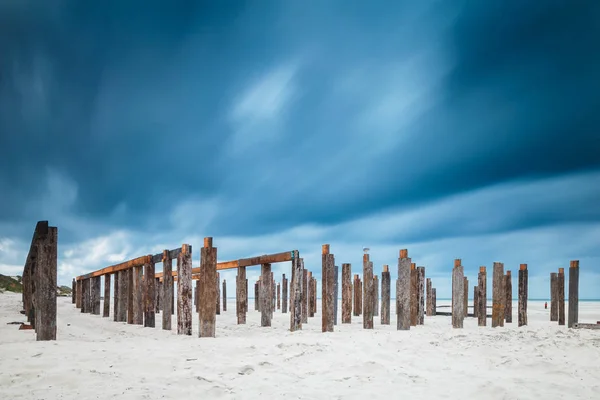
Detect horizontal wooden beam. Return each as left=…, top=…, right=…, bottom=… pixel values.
left=572, top=323, right=600, bottom=330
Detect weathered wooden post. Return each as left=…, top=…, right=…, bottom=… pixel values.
left=463, top=277, right=468, bottom=318
left=313, top=277, right=317, bottom=315
left=373, top=274, right=379, bottom=318
left=271, top=272, right=275, bottom=318
left=452, top=259, right=465, bottom=328
left=277, top=282, right=280, bottom=310
left=334, top=265, right=339, bottom=324
left=290, top=250, right=302, bottom=331
left=76, top=279, right=83, bottom=309
left=410, top=263, right=418, bottom=326
left=478, top=267, right=486, bottom=326
left=162, top=251, right=173, bottom=330
left=418, top=267, right=425, bottom=325
left=568, top=260, right=579, bottom=328
left=308, top=271, right=314, bottom=317
left=353, top=274, right=359, bottom=317
left=550, top=272, right=558, bottom=321
left=156, top=279, right=163, bottom=313
left=72, top=278, right=76, bottom=304
left=177, top=244, right=192, bottom=335
left=492, top=262, right=505, bottom=328
left=237, top=266, right=247, bottom=323
left=473, top=285, right=479, bottom=319
left=90, top=276, right=102, bottom=315
left=397, top=249, right=411, bottom=330
left=127, top=269, right=134, bottom=324
left=103, top=274, right=111, bottom=318
left=81, top=278, right=88, bottom=313
left=118, top=271, right=128, bottom=322
left=216, top=272, right=221, bottom=315
left=363, top=253, right=374, bottom=330
left=342, top=263, right=352, bottom=323
left=382, top=265, right=390, bottom=325
left=426, top=278, right=432, bottom=316
left=144, top=260, right=156, bottom=327
left=35, top=225, right=57, bottom=341
left=302, top=267, right=308, bottom=323
left=254, top=281, right=259, bottom=311
left=432, top=288, right=437, bottom=316
left=199, top=237, right=217, bottom=337
left=518, top=264, right=528, bottom=327
left=558, top=267, right=565, bottom=326
left=223, top=279, right=227, bottom=312
left=322, top=244, right=335, bottom=332
left=504, top=271, right=512, bottom=323
left=282, top=274, right=288, bottom=314
left=113, top=275, right=119, bottom=321
left=261, top=263, right=272, bottom=327
left=132, top=266, right=143, bottom=324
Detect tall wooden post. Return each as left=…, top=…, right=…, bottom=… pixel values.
left=313, top=278, right=317, bottom=315
left=103, top=274, right=111, bottom=318
left=199, top=237, right=217, bottom=337
left=492, top=262, right=505, bottom=328
left=290, top=250, right=302, bottom=331
left=410, top=263, right=418, bottom=326
left=223, top=279, right=227, bottom=312
left=334, top=265, right=339, bottom=325
left=156, top=279, right=163, bottom=313
left=91, top=276, right=101, bottom=315
left=353, top=274, right=359, bottom=317
left=127, top=268, right=134, bottom=324
left=254, top=281, right=259, bottom=311
left=271, top=272, right=275, bottom=318
left=322, top=244, right=335, bottom=332
left=35, top=225, right=57, bottom=341
left=112, top=275, right=118, bottom=321
left=518, top=264, right=528, bottom=327
left=302, top=267, right=308, bottom=323
left=418, top=267, right=425, bottom=325
left=463, top=277, right=468, bottom=319
left=282, top=274, right=288, bottom=314
left=373, top=274, right=379, bottom=318
left=504, top=271, right=512, bottom=323
left=132, top=266, right=143, bottom=325
left=397, top=249, right=411, bottom=330
left=162, top=251, right=173, bottom=330
left=144, top=260, right=155, bottom=327
left=478, top=267, right=486, bottom=326
left=81, top=278, right=88, bottom=313
left=426, top=278, right=432, bottom=316
left=117, top=271, right=128, bottom=322
left=550, top=272, right=558, bottom=321
left=277, top=282, right=281, bottom=310
left=76, top=279, right=83, bottom=309
left=237, top=266, right=247, bottom=324
left=307, top=271, right=314, bottom=317
left=261, top=264, right=272, bottom=327
left=216, top=272, right=221, bottom=315
left=432, top=288, right=437, bottom=316
left=558, top=268, right=565, bottom=326
left=342, top=263, right=352, bottom=323
left=452, top=259, right=465, bottom=328
left=72, top=278, right=76, bottom=304
left=363, top=254, right=374, bottom=329
left=568, top=260, right=579, bottom=328
left=473, top=286, right=479, bottom=319
left=177, top=244, right=192, bottom=335
left=381, top=265, right=390, bottom=325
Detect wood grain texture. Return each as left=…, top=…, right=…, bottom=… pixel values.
left=162, top=252, right=173, bottom=330
left=478, top=267, right=486, bottom=326
left=144, top=262, right=155, bottom=328
left=373, top=274, right=378, bottom=318
left=550, top=272, right=558, bottom=321
left=397, top=250, right=411, bottom=330
left=342, top=264, right=352, bottom=323
left=558, top=268, right=565, bottom=326
left=91, top=276, right=101, bottom=315
left=236, top=267, right=247, bottom=324
left=363, top=256, right=374, bottom=329
left=199, top=239, right=217, bottom=337
left=492, top=262, right=504, bottom=328
left=504, top=272, right=512, bottom=323
left=334, top=266, right=339, bottom=324
left=290, top=251, right=302, bottom=331
left=282, top=274, right=288, bottom=314
left=418, top=267, right=425, bottom=325
left=381, top=269, right=390, bottom=325
left=568, top=261, right=579, bottom=328
left=518, top=264, right=527, bottom=327
left=452, top=261, right=464, bottom=328
left=34, top=226, right=58, bottom=340
left=177, top=245, right=192, bottom=335
left=103, top=274, right=111, bottom=318
left=132, top=266, right=143, bottom=325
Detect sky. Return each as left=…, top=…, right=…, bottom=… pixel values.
left=1, top=1, right=599, bottom=299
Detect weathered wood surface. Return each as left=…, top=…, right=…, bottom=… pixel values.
left=127, top=268, right=134, bottom=324
left=271, top=272, right=275, bottom=318
left=78, top=255, right=152, bottom=281
left=237, top=266, right=247, bottom=324
left=23, top=221, right=49, bottom=325
left=353, top=275, right=359, bottom=317
left=426, top=277, right=432, bottom=316
left=282, top=274, right=288, bottom=314
left=216, top=272, right=221, bottom=316
left=277, top=282, right=280, bottom=310
left=363, top=255, right=374, bottom=329
left=558, top=268, right=565, bottom=326
left=432, top=288, right=436, bottom=316
left=381, top=265, right=390, bottom=325
left=322, top=245, right=335, bottom=332
left=373, top=274, right=378, bottom=318
left=113, top=275, right=118, bottom=321
left=162, top=252, right=173, bottom=330
left=568, top=260, right=579, bottom=328
left=261, top=264, right=272, bottom=327
left=342, top=263, right=352, bottom=323
left=518, top=264, right=527, bottom=327
left=307, top=271, right=313, bottom=317
left=34, top=225, right=57, bottom=340
left=290, top=250, right=302, bottom=331
left=492, top=262, right=505, bottom=328
left=76, top=279, right=83, bottom=309
left=132, top=266, right=143, bottom=324
left=117, top=270, right=128, bottom=322
left=72, top=278, right=76, bottom=304
left=463, top=277, right=468, bottom=320
left=91, top=276, right=101, bottom=315
left=83, top=279, right=91, bottom=314
left=504, top=271, right=512, bottom=323
left=302, top=268, right=308, bottom=323
left=410, top=263, right=418, bottom=326
left=194, top=280, right=199, bottom=312
left=255, top=281, right=259, bottom=311
left=103, top=274, right=111, bottom=317
left=550, top=272, right=558, bottom=321
left=572, top=323, right=600, bottom=330
left=177, top=244, right=192, bottom=335
left=478, top=267, right=486, bottom=326
left=144, top=261, right=155, bottom=327
left=199, top=238, right=218, bottom=337
left=452, top=259, right=465, bottom=329
left=397, top=249, right=411, bottom=330
left=334, top=265, right=339, bottom=324
left=312, top=278, right=317, bottom=316
left=473, top=285, right=479, bottom=319
left=223, top=279, right=227, bottom=312
left=418, top=267, right=425, bottom=325
left=156, top=280, right=163, bottom=313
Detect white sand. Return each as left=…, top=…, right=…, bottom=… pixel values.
left=1, top=293, right=599, bottom=399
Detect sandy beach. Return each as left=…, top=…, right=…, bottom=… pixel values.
left=1, top=292, right=599, bottom=400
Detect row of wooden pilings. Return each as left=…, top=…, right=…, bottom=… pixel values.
left=549, top=261, right=580, bottom=328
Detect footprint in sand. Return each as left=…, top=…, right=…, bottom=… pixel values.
left=238, top=365, right=255, bottom=375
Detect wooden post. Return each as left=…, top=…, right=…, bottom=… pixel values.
left=271, top=272, right=275, bottom=318
left=254, top=281, right=259, bottom=311
left=473, top=285, right=479, bottom=319
left=237, top=266, right=247, bottom=324
left=492, top=262, right=505, bottom=328
left=199, top=237, right=218, bottom=337
left=363, top=254, right=374, bottom=329
left=103, top=274, right=111, bottom=317
left=76, top=279, right=83, bottom=309
left=223, top=280, right=227, bottom=312
left=334, top=265, right=339, bottom=324
left=381, top=265, right=390, bottom=325
left=162, top=251, right=173, bottom=330
left=117, top=270, right=128, bottom=322
left=550, top=272, right=558, bottom=321
left=410, top=263, right=418, bottom=326
left=478, top=267, right=486, bottom=326
left=397, top=249, right=411, bottom=330
left=558, top=268, right=565, bottom=326
left=72, top=278, right=76, bottom=304
left=194, top=280, right=199, bottom=312
left=300, top=267, right=307, bottom=323
left=418, top=267, right=425, bottom=325
left=260, top=263, right=272, bottom=327
left=144, top=261, right=156, bottom=327
left=307, top=271, right=313, bottom=317
left=426, top=278, right=432, bottom=316
left=35, top=225, right=57, bottom=341
left=216, top=272, right=221, bottom=315
left=313, top=277, right=317, bottom=316
left=282, top=274, right=288, bottom=314
left=452, top=259, right=465, bottom=328
left=432, top=288, right=436, bottom=316
left=81, top=278, right=88, bottom=313
left=463, top=277, right=468, bottom=319
left=91, top=276, right=101, bottom=315
left=127, top=268, right=134, bottom=324
left=177, top=244, right=192, bottom=335
left=156, top=279, right=162, bottom=313
left=518, top=264, right=528, bottom=327
left=112, top=274, right=118, bottom=321
left=277, top=282, right=281, bottom=310
left=568, top=260, right=579, bottom=328
left=132, top=266, right=143, bottom=324
left=373, top=274, right=379, bottom=318
left=353, top=274, right=359, bottom=317
left=342, top=263, right=352, bottom=323
left=322, top=245, right=335, bottom=332
left=504, top=271, right=512, bottom=323
left=290, top=250, right=302, bottom=331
